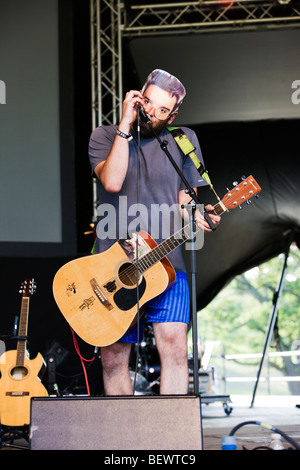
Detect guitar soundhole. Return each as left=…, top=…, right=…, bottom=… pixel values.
left=10, top=366, right=29, bottom=380
left=118, top=262, right=140, bottom=287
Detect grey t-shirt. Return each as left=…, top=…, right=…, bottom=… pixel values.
left=88, top=125, right=207, bottom=272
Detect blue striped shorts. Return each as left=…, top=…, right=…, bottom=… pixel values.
left=119, top=272, right=190, bottom=343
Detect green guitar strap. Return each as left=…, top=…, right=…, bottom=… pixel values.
left=91, top=238, right=96, bottom=254
left=167, top=126, right=212, bottom=187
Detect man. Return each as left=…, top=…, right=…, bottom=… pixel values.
left=89, top=69, right=220, bottom=396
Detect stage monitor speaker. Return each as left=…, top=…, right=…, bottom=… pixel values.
left=30, top=395, right=202, bottom=450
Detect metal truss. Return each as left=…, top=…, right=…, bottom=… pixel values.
left=90, top=0, right=124, bottom=216
left=90, top=0, right=300, bottom=216
left=91, top=0, right=300, bottom=127
left=121, top=1, right=300, bottom=36
left=90, top=0, right=123, bottom=130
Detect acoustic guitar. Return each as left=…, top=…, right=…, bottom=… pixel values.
left=53, top=176, right=261, bottom=347
left=0, top=278, right=48, bottom=426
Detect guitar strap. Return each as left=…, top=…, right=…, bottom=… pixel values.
left=91, top=238, right=96, bottom=254
left=167, top=126, right=212, bottom=187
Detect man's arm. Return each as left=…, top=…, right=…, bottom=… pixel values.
left=94, top=90, right=144, bottom=192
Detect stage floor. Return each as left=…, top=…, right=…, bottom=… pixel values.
left=201, top=395, right=300, bottom=450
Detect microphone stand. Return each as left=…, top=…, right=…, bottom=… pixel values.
left=144, top=117, right=216, bottom=397
left=131, top=109, right=142, bottom=396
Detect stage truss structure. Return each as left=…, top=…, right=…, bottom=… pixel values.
left=90, top=0, right=300, bottom=214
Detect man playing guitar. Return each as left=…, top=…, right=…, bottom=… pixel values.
left=88, top=69, right=221, bottom=395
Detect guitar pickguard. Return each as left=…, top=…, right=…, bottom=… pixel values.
left=113, top=277, right=146, bottom=311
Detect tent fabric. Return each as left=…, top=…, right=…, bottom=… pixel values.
left=182, top=119, right=300, bottom=310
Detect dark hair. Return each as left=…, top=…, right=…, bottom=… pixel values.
left=142, top=69, right=186, bottom=113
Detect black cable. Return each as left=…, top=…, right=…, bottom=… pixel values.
left=229, top=420, right=261, bottom=435
left=229, top=420, right=300, bottom=450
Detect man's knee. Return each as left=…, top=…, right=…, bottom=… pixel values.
left=155, top=324, right=188, bottom=364
left=101, top=343, right=130, bottom=372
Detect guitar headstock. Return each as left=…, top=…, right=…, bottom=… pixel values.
left=221, top=175, right=261, bottom=211
left=19, top=278, right=36, bottom=297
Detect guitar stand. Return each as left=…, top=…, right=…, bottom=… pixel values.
left=0, top=335, right=29, bottom=342
left=0, top=424, right=29, bottom=450
left=46, top=353, right=62, bottom=397
left=250, top=232, right=294, bottom=408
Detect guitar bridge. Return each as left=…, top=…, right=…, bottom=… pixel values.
left=90, top=278, right=113, bottom=311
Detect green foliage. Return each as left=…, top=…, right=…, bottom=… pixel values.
left=190, top=244, right=300, bottom=394
left=196, top=245, right=300, bottom=354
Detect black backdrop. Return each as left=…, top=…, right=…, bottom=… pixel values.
left=185, top=119, right=300, bottom=310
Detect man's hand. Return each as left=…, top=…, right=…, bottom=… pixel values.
left=179, top=190, right=221, bottom=233
left=195, top=204, right=221, bottom=232
left=118, top=90, right=144, bottom=134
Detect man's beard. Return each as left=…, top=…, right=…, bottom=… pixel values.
left=131, top=117, right=168, bottom=139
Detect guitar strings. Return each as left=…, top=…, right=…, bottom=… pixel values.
left=101, top=223, right=194, bottom=288
left=93, top=182, right=256, bottom=288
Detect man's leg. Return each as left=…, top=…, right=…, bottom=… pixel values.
left=101, top=342, right=132, bottom=395
left=152, top=321, right=189, bottom=395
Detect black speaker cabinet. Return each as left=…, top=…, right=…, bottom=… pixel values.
left=30, top=395, right=202, bottom=450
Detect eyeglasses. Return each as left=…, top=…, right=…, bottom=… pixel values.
left=142, top=96, right=172, bottom=121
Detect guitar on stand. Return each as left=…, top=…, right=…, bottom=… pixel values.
left=0, top=278, right=48, bottom=427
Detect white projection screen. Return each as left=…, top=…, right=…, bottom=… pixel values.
left=0, top=0, right=61, bottom=244
left=0, top=0, right=77, bottom=257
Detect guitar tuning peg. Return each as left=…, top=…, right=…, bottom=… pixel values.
left=254, top=194, right=259, bottom=199
left=233, top=181, right=238, bottom=186
left=246, top=199, right=252, bottom=204
left=241, top=175, right=246, bottom=180
left=239, top=205, right=243, bottom=210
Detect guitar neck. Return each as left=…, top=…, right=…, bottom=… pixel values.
left=137, top=200, right=224, bottom=273
left=16, top=296, right=30, bottom=367
left=135, top=174, right=261, bottom=273
left=137, top=223, right=192, bottom=273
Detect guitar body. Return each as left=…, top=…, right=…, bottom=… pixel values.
left=53, top=231, right=176, bottom=347
left=0, top=350, right=48, bottom=426
left=53, top=176, right=261, bottom=348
